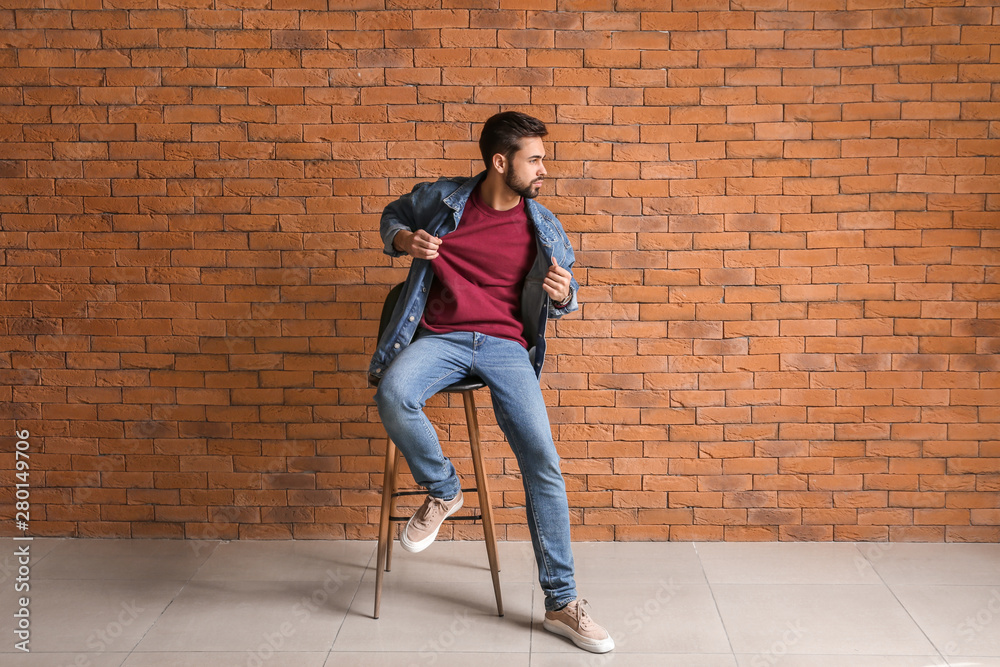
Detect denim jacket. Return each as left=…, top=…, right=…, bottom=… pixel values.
left=369, top=171, right=579, bottom=383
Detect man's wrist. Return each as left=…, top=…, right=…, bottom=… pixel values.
left=391, top=229, right=410, bottom=252
left=554, top=290, right=573, bottom=308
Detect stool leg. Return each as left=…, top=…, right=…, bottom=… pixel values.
left=464, top=390, right=504, bottom=617
left=374, top=437, right=398, bottom=619
left=384, top=447, right=402, bottom=573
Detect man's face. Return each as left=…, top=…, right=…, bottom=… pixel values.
left=502, top=136, right=547, bottom=200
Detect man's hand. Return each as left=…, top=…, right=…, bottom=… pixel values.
left=393, top=229, right=442, bottom=260
left=543, top=256, right=572, bottom=305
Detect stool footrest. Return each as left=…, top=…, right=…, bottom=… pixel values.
left=390, top=487, right=478, bottom=498
left=388, top=488, right=484, bottom=522
left=388, top=513, right=483, bottom=522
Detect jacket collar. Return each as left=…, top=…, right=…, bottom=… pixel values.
left=443, top=171, right=486, bottom=211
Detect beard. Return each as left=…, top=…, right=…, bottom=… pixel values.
left=504, top=169, right=543, bottom=199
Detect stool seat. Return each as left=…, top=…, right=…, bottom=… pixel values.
left=440, top=377, right=487, bottom=393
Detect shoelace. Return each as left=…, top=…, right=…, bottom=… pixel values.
left=572, top=599, right=596, bottom=632
left=413, top=496, right=448, bottom=529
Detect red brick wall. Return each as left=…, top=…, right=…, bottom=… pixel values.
left=2, top=1, right=998, bottom=542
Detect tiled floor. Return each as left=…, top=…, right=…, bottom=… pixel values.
left=1, top=538, right=999, bottom=666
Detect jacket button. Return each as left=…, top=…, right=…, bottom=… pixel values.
left=393, top=343, right=400, bottom=349
left=408, top=316, right=415, bottom=322
left=421, top=287, right=426, bottom=293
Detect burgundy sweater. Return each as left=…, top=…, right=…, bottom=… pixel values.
left=420, top=184, right=538, bottom=347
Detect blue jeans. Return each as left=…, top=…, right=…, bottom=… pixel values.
left=374, top=329, right=577, bottom=611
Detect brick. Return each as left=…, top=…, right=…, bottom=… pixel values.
left=815, top=11, right=872, bottom=30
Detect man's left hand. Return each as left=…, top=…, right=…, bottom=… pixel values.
left=543, top=256, right=572, bottom=305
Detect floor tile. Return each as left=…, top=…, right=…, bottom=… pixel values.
left=734, top=657, right=948, bottom=667
left=713, top=583, right=938, bottom=656
left=860, top=544, right=1000, bottom=586
left=696, top=542, right=883, bottom=585
left=531, top=582, right=731, bottom=654
left=193, top=540, right=372, bottom=582
left=571, top=541, right=707, bottom=585
left=892, top=584, right=1000, bottom=658
left=2, top=653, right=127, bottom=666
left=32, top=539, right=219, bottom=581
left=124, top=652, right=328, bottom=666
left=0, top=579, right=185, bottom=654
left=359, top=540, right=536, bottom=584
left=134, top=579, right=359, bottom=652
left=324, top=652, right=530, bottom=666
left=334, top=580, right=533, bottom=653
left=532, top=653, right=737, bottom=666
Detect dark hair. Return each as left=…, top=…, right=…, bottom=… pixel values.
left=479, top=111, right=548, bottom=168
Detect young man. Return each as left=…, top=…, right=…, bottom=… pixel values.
left=369, top=111, right=614, bottom=653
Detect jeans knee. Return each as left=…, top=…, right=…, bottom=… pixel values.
left=375, top=375, right=417, bottom=415
left=525, top=456, right=565, bottom=491
left=374, top=379, right=396, bottom=412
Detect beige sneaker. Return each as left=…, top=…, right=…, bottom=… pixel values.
left=400, top=491, right=463, bottom=553
left=543, top=599, right=615, bottom=653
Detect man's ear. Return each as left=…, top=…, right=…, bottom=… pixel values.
left=492, top=152, right=506, bottom=175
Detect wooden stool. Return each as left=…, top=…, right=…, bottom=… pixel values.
left=373, top=379, right=504, bottom=619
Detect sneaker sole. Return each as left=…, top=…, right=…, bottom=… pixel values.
left=542, top=618, right=615, bottom=654
left=399, top=495, right=464, bottom=554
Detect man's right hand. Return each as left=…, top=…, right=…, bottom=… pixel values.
left=393, top=229, right=442, bottom=260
